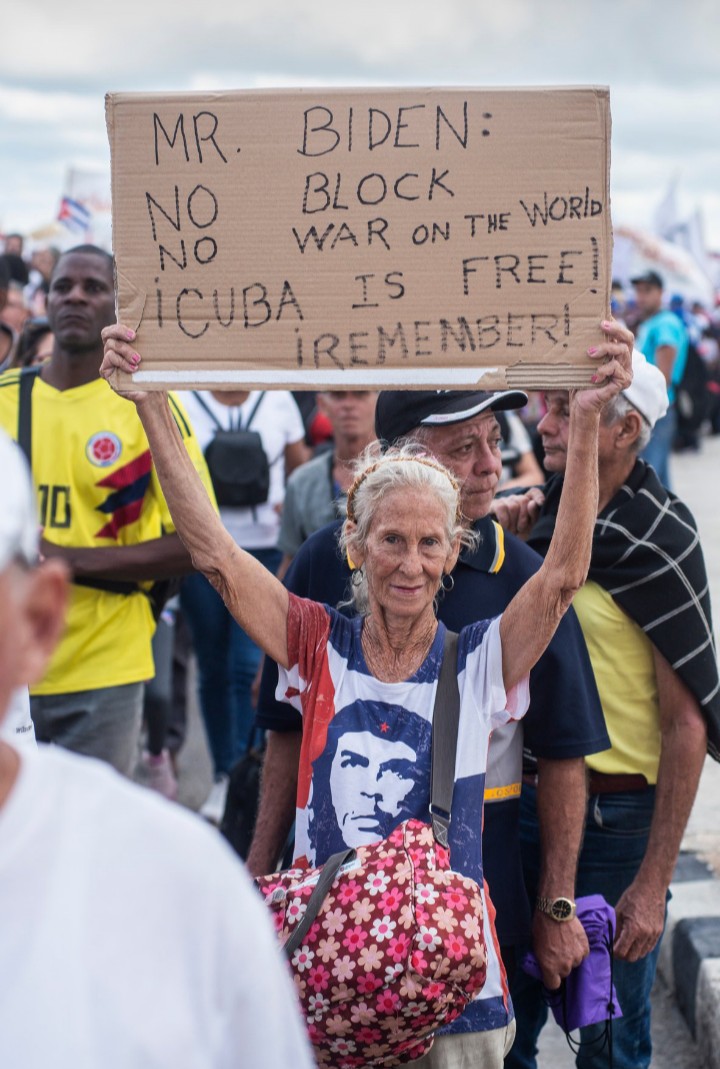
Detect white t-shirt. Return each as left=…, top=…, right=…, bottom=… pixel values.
left=181, top=390, right=305, bottom=549
left=0, top=745, right=315, bottom=1069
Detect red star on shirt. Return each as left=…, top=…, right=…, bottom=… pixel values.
left=380, top=722, right=389, bottom=733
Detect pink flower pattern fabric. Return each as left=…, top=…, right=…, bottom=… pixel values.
left=257, top=819, right=487, bottom=1067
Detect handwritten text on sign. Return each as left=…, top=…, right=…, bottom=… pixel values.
left=107, top=88, right=611, bottom=389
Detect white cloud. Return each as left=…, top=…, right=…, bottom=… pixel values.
left=0, top=86, right=100, bottom=125
left=1, top=0, right=719, bottom=249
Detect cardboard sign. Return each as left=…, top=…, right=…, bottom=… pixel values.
left=106, top=87, right=611, bottom=391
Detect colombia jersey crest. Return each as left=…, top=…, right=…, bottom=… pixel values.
left=86, top=431, right=122, bottom=467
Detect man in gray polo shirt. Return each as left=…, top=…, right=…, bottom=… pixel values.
left=276, top=390, right=377, bottom=578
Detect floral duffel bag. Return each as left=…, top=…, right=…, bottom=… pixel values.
left=257, top=817, right=487, bottom=1068
left=257, top=632, right=487, bottom=1067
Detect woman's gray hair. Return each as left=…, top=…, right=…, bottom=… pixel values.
left=602, top=394, right=652, bottom=453
left=338, top=442, right=479, bottom=614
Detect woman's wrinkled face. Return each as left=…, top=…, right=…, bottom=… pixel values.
left=358, top=487, right=456, bottom=620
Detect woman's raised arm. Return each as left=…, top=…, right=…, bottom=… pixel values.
left=499, top=321, right=634, bottom=690
left=100, top=324, right=290, bottom=668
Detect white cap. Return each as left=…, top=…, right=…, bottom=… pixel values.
left=623, top=349, right=669, bottom=429
left=0, top=430, right=37, bottom=572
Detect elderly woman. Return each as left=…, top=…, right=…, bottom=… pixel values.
left=101, top=325, right=631, bottom=1067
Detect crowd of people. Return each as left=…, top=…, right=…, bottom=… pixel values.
left=0, top=234, right=718, bottom=1069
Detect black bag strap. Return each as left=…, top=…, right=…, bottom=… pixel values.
left=429, top=629, right=460, bottom=848
left=243, top=718, right=265, bottom=755
left=241, top=393, right=280, bottom=470
left=18, top=366, right=42, bottom=465
left=283, top=847, right=357, bottom=959
left=243, top=391, right=265, bottom=431
left=191, top=391, right=224, bottom=432
left=192, top=391, right=266, bottom=433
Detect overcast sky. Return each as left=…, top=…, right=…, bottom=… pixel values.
left=2, top=0, right=719, bottom=246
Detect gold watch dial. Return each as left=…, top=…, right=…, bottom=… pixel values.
left=550, top=898, right=575, bottom=921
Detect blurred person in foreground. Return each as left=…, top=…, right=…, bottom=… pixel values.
left=507, top=351, right=717, bottom=1069
left=0, top=428, right=315, bottom=1069
left=102, top=322, right=633, bottom=1068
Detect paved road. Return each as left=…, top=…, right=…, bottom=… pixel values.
left=170, top=432, right=720, bottom=1067
left=536, top=972, right=701, bottom=1067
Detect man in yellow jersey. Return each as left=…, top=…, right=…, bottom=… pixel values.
left=0, top=245, right=211, bottom=775
left=507, top=350, right=718, bottom=1069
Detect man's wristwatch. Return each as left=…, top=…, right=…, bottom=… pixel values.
left=536, top=896, right=577, bottom=922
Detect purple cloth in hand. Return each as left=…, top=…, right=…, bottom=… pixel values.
left=522, top=894, right=623, bottom=1031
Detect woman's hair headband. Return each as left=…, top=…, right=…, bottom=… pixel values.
left=345, top=454, right=462, bottom=524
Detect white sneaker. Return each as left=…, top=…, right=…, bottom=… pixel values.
left=137, top=749, right=178, bottom=802
left=199, top=775, right=229, bottom=825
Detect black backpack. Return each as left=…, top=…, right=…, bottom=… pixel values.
left=193, top=392, right=270, bottom=509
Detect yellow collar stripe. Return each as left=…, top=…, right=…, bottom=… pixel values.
left=490, top=520, right=505, bottom=574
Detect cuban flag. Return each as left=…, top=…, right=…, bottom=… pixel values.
left=58, top=196, right=92, bottom=234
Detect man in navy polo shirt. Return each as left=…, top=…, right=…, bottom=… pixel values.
left=248, top=387, right=610, bottom=1054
